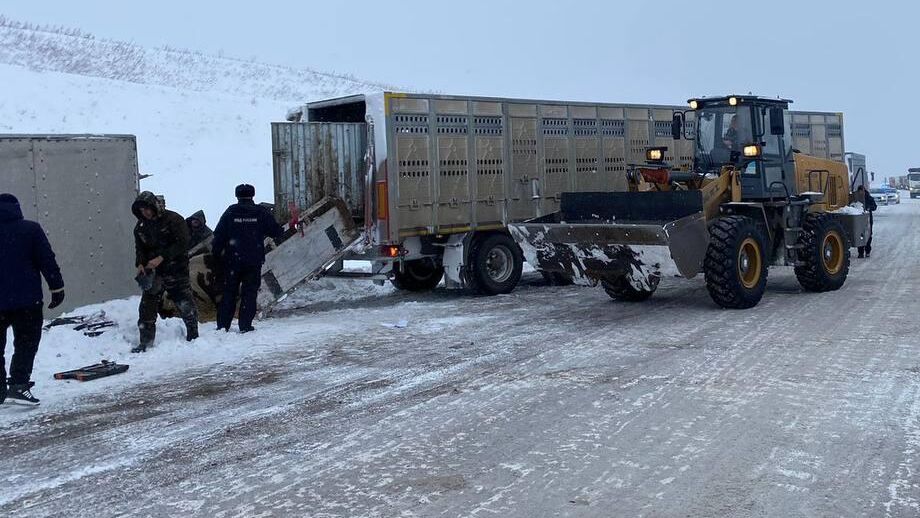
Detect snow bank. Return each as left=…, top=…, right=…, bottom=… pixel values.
left=1, top=296, right=344, bottom=424
left=0, top=18, right=394, bottom=224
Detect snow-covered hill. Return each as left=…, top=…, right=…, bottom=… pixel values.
left=0, top=16, right=392, bottom=222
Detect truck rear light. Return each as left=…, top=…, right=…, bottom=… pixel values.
left=376, top=181, right=389, bottom=220
left=381, top=245, right=403, bottom=258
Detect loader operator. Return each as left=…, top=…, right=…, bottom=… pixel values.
left=212, top=184, right=283, bottom=334
left=723, top=115, right=742, bottom=151
left=132, top=191, right=199, bottom=353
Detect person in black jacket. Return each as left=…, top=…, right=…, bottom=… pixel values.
left=133, top=191, right=199, bottom=352
left=186, top=210, right=213, bottom=254
left=212, top=184, right=283, bottom=333
left=856, top=185, right=877, bottom=258
left=0, top=193, right=65, bottom=405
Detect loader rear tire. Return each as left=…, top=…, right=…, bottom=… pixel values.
left=795, top=213, right=850, bottom=292
left=602, top=275, right=659, bottom=302
left=704, top=216, right=768, bottom=309
left=391, top=258, right=443, bottom=292
left=468, top=233, right=524, bottom=295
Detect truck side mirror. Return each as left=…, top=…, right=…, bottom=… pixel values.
left=769, top=107, right=785, bottom=135
left=671, top=112, right=683, bottom=140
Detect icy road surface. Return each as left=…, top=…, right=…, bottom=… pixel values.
left=2, top=198, right=920, bottom=517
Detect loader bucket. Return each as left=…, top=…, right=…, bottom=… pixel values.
left=508, top=191, right=709, bottom=287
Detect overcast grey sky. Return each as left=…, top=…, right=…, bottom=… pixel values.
left=3, top=1, right=917, bottom=177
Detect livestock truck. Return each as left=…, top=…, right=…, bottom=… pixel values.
left=262, top=92, right=846, bottom=301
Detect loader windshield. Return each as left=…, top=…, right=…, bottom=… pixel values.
left=695, top=107, right=753, bottom=172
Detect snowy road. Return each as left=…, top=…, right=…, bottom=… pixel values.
left=3, top=200, right=920, bottom=517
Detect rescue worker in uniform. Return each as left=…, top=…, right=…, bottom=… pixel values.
left=133, top=191, right=199, bottom=352
left=0, top=193, right=65, bottom=404
left=212, top=184, right=283, bottom=333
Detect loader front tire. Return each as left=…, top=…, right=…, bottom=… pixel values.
left=704, top=216, right=768, bottom=309
left=602, top=275, right=659, bottom=302
left=391, top=258, right=443, bottom=292
left=468, top=233, right=524, bottom=295
left=795, top=213, right=850, bottom=292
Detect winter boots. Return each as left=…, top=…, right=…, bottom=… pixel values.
left=133, top=320, right=197, bottom=353
left=186, top=323, right=199, bottom=342
left=6, top=379, right=39, bottom=405
left=134, top=321, right=156, bottom=353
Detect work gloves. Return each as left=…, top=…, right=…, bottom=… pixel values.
left=48, top=289, right=65, bottom=309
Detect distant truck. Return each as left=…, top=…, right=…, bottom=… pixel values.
left=267, top=92, right=848, bottom=298
left=909, top=168, right=920, bottom=198
left=0, top=135, right=140, bottom=315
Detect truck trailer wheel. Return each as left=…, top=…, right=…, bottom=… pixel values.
left=468, top=233, right=524, bottom=295
left=704, top=216, right=768, bottom=309
left=391, top=258, right=444, bottom=292
left=602, top=275, right=659, bottom=302
left=795, top=213, right=850, bottom=292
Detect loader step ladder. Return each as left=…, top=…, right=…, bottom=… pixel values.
left=257, top=196, right=361, bottom=312
left=781, top=201, right=809, bottom=266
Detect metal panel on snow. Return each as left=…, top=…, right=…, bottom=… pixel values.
left=0, top=139, right=37, bottom=217
left=0, top=135, right=138, bottom=316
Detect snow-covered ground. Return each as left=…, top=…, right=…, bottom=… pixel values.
left=0, top=18, right=389, bottom=223
left=2, top=200, right=919, bottom=516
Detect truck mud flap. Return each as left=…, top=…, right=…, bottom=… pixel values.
left=508, top=212, right=709, bottom=286
left=257, top=196, right=360, bottom=311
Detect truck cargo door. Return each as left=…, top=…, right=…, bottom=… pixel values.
left=509, top=109, right=539, bottom=221
left=393, top=111, right=434, bottom=233
left=472, top=104, right=505, bottom=227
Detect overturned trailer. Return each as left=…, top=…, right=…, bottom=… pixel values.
left=0, top=135, right=140, bottom=315
left=268, top=92, right=846, bottom=298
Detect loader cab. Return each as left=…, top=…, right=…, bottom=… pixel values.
left=687, top=96, right=794, bottom=199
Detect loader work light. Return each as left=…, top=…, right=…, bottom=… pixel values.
left=646, top=147, right=666, bottom=163
left=743, top=144, right=762, bottom=158
left=689, top=100, right=699, bottom=110
left=729, top=97, right=739, bottom=106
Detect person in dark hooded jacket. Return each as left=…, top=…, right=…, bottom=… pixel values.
left=186, top=210, right=213, bottom=253
left=856, top=185, right=877, bottom=258
left=0, top=193, right=65, bottom=405
left=212, top=184, right=283, bottom=333
left=132, top=191, right=198, bottom=352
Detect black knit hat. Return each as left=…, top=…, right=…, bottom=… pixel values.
left=235, top=184, right=255, bottom=199
left=0, top=193, right=18, bottom=204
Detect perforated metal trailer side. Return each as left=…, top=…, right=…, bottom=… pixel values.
left=274, top=92, right=845, bottom=295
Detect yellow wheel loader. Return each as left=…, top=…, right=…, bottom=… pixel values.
left=508, top=96, right=870, bottom=309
